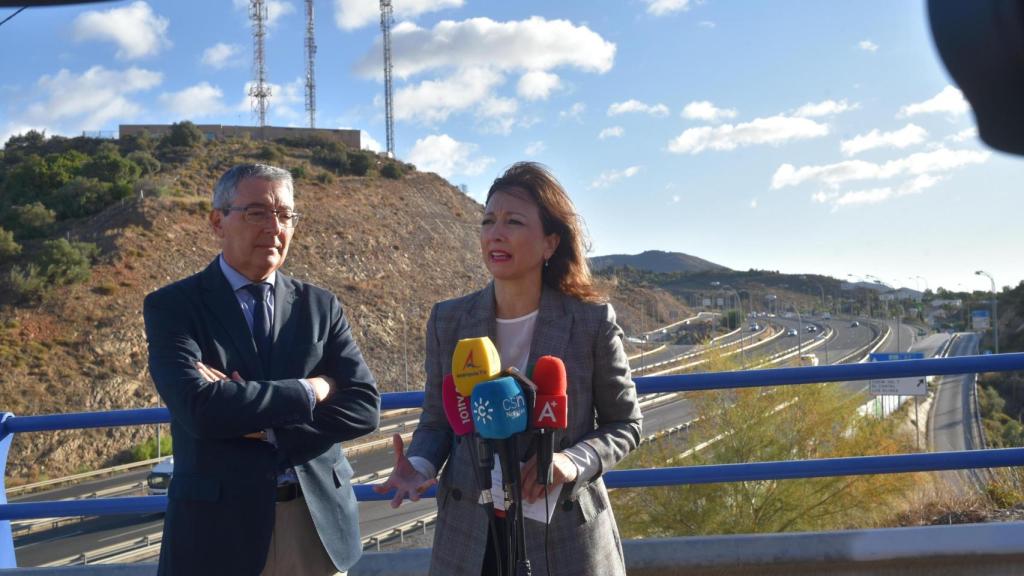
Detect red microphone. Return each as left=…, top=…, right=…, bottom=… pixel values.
left=441, top=374, right=474, bottom=436
left=531, top=356, right=567, bottom=485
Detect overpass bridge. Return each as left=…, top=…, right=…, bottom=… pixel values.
left=2, top=353, right=1024, bottom=575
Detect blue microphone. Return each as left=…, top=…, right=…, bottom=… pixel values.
left=471, top=376, right=528, bottom=440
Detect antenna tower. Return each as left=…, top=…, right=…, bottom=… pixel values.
left=304, top=0, right=317, bottom=128
left=249, top=0, right=271, bottom=129
left=380, top=0, right=395, bottom=158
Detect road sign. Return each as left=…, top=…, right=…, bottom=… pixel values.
left=972, top=310, right=990, bottom=330
left=869, top=352, right=927, bottom=396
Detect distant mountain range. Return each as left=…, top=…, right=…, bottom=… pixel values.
left=589, top=250, right=730, bottom=274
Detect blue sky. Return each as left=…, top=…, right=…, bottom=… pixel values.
left=2, top=0, right=1021, bottom=293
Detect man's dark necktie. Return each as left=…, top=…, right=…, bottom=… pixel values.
left=245, top=282, right=272, bottom=374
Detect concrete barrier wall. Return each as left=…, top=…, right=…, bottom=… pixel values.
left=7, top=522, right=1024, bottom=576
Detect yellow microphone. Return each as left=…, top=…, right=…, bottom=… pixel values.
left=452, top=337, right=501, bottom=397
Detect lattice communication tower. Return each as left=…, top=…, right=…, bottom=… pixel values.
left=304, top=0, right=317, bottom=128
left=380, top=0, right=395, bottom=158
left=249, top=0, right=272, bottom=129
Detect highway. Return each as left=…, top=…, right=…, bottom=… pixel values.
left=9, top=315, right=941, bottom=564
left=928, top=332, right=985, bottom=492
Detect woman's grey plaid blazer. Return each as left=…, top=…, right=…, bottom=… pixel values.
left=406, top=282, right=643, bottom=576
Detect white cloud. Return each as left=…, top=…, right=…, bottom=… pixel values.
left=670, top=195, right=681, bottom=204
left=682, top=100, right=737, bottom=122
left=22, top=66, right=162, bottom=130
left=158, top=82, right=226, bottom=119
left=608, top=99, right=670, bottom=117
left=599, top=126, right=624, bottom=140
left=899, top=85, right=969, bottom=118
left=560, top=102, right=586, bottom=121
left=517, top=71, right=561, bottom=101
left=475, top=96, right=519, bottom=135
left=840, top=123, right=928, bottom=156
left=947, top=127, right=978, bottom=143
left=668, top=115, right=829, bottom=154
left=233, top=0, right=295, bottom=29
left=793, top=99, right=858, bottom=118
left=360, top=130, right=382, bottom=152
left=646, top=0, right=691, bottom=16
left=815, top=175, right=944, bottom=211
left=201, top=43, right=243, bottom=69
left=771, top=147, right=990, bottom=190
left=858, top=40, right=879, bottom=52
left=72, top=1, right=170, bottom=60
left=750, top=198, right=758, bottom=209
left=525, top=141, right=545, bottom=156
left=392, top=67, right=504, bottom=124
left=408, top=134, right=494, bottom=179
left=355, top=17, right=615, bottom=80
left=698, top=20, right=716, bottom=29
left=590, top=166, right=641, bottom=189
left=334, top=0, right=463, bottom=30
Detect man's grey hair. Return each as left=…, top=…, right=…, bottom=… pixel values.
left=212, top=164, right=294, bottom=211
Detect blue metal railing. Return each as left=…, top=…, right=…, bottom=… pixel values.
left=2, top=353, right=1023, bottom=567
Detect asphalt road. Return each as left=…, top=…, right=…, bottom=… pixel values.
left=928, top=332, right=983, bottom=492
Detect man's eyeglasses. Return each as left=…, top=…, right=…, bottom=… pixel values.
left=224, top=206, right=302, bottom=228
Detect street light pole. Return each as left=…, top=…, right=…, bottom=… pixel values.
left=975, top=270, right=999, bottom=354
left=724, top=285, right=746, bottom=367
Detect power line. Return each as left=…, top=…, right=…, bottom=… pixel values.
left=0, top=7, right=27, bottom=28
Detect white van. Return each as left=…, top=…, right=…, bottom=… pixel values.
left=147, top=456, right=174, bottom=496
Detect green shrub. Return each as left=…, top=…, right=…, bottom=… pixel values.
left=312, top=144, right=348, bottom=174
left=6, top=202, right=56, bottom=239
left=316, top=171, right=334, bottom=185
left=132, top=434, right=173, bottom=461
left=126, top=150, right=161, bottom=176
left=80, top=143, right=141, bottom=185
left=290, top=165, right=307, bottom=180
left=6, top=264, right=46, bottom=302
left=381, top=162, right=403, bottom=179
left=0, top=227, right=21, bottom=262
left=162, top=121, right=204, bottom=149
left=348, top=151, right=371, bottom=176
left=38, top=239, right=99, bottom=286
left=50, top=177, right=132, bottom=218
left=257, top=143, right=286, bottom=163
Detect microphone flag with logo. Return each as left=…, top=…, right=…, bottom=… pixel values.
left=441, top=374, right=474, bottom=436
left=470, top=376, right=528, bottom=440
left=531, top=356, right=568, bottom=485
left=452, top=337, right=501, bottom=397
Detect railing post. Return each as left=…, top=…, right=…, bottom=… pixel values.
left=0, top=413, right=17, bottom=568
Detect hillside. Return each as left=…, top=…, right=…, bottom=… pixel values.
left=590, top=250, right=730, bottom=274
left=0, top=132, right=687, bottom=482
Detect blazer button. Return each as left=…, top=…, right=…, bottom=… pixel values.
left=451, top=488, right=462, bottom=501
left=560, top=437, right=571, bottom=449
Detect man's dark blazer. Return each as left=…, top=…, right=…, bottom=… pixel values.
left=144, top=257, right=380, bottom=576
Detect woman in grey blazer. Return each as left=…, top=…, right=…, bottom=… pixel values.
left=376, top=162, right=642, bottom=576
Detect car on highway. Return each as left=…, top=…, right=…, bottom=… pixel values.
left=799, top=353, right=819, bottom=366
left=786, top=328, right=798, bottom=337
left=850, top=321, right=860, bottom=327
left=749, top=323, right=760, bottom=331
left=147, top=456, right=174, bottom=496
left=806, top=325, right=817, bottom=333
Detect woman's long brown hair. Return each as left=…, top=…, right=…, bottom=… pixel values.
left=486, top=162, right=606, bottom=303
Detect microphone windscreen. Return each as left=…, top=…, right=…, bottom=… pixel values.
left=452, top=337, right=501, bottom=397
left=470, top=376, right=528, bottom=440
left=532, top=355, right=567, bottom=396
left=441, top=373, right=474, bottom=436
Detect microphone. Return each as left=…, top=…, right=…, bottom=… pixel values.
left=452, top=337, right=501, bottom=397
left=441, top=374, right=474, bottom=437
left=451, top=337, right=503, bottom=498
left=531, top=356, right=568, bottom=486
left=471, top=376, right=528, bottom=441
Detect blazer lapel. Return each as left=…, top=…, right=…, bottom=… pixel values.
left=271, top=273, right=299, bottom=379
left=458, top=282, right=497, bottom=344
left=199, top=258, right=264, bottom=380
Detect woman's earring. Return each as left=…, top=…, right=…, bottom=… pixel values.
left=544, top=258, right=550, bottom=268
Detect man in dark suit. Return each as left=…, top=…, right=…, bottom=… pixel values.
left=144, top=163, right=379, bottom=575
